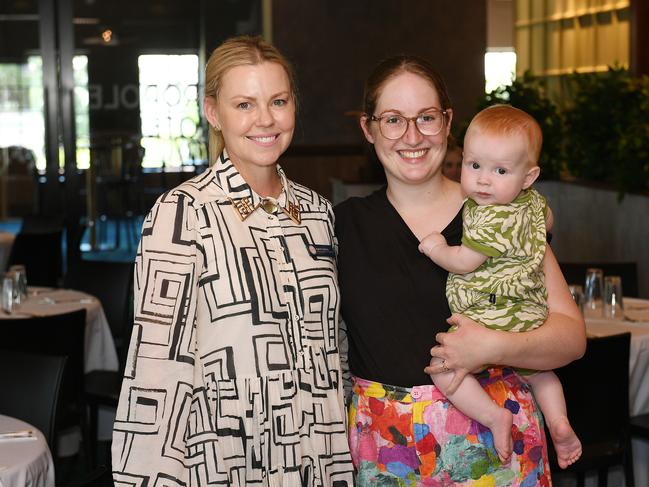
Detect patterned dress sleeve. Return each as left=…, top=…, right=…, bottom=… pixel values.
left=112, top=189, right=203, bottom=485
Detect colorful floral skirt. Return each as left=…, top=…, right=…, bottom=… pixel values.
left=348, top=368, right=551, bottom=486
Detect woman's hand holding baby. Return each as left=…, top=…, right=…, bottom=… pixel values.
left=425, top=313, right=498, bottom=393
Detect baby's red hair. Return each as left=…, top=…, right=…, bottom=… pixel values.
left=467, top=104, right=542, bottom=166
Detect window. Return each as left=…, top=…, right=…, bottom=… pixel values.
left=0, top=55, right=90, bottom=171
left=138, top=54, right=202, bottom=168
left=0, top=57, right=45, bottom=169
left=485, top=50, right=517, bottom=93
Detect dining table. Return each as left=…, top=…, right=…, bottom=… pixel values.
left=0, top=414, right=55, bottom=487
left=580, top=297, right=649, bottom=487
left=0, top=287, right=119, bottom=373
left=0, top=286, right=120, bottom=455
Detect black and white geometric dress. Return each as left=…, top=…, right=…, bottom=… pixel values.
left=112, top=152, right=355, bottom=486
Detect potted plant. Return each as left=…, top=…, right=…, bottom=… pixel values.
left=563, top=67, right=649, bottom=197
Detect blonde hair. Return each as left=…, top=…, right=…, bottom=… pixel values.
left=467, top=104, right=542, bottom=166
left=204, top=35, right=297, bottom=164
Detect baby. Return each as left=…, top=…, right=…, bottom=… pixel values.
left=419, top=104, right=582, bottom=468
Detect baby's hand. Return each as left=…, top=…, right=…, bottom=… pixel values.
left=418, top=231, right=447, bottom=257
left=545, top=206, right=554, bottom=232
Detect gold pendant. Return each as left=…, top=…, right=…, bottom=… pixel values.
left=260, top=199, right=278, bottom=214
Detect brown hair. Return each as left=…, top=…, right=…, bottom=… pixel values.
left=467, top=104, right=543, bottom=166
left=363, top=55, right=452, bottom=117
left=204, top=35, right=297, bottom=164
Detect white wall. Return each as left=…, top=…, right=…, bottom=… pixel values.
left=537, top=181, right=649, bottom=298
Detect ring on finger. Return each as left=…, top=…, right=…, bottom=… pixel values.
left=441, top=359, right=449, bottom=372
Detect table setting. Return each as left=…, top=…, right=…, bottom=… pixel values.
left=0, top=267, right=118, bottom=374
left=0, top=269, right=121, bottom=458
left=566, top=267, right=649, bottom=487
left=0, top=415, right=55, bottom=487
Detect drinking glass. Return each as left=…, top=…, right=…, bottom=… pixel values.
left=568, top=284, right=584, bottom=314
left=584, top=268, right=603, bottom=317
left=603, top=275, right=624, bottom=320
left=2, top=273, right=14, bottom=313
left=8, top=265, right=27, bottom=304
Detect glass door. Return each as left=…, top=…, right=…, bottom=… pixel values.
left=0, top=0, right=43, bottom=219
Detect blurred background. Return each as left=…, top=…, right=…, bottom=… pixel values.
left=0, top=1, right=645, bottom=266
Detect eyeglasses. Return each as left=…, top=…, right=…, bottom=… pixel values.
left=369, top=109, right=448, bottom=140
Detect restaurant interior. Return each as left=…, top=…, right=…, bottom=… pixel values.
left=1, top=0, right=649, bottom=485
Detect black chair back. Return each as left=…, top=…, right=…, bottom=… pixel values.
left=0, top=350, right=67, bottom=454
left=7, top=230, right=63, bottom=287
left=20, top=214, right=65, bottom=234
left=559, top=261, right=639, bottom=298
left=0, top=309, right=87, bottom=423
left=550, top=332, right=634, bottom=484
left=64, top=259, right=133, bottom=360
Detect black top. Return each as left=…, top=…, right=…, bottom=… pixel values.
left=335, top=186, right=463, bottom=387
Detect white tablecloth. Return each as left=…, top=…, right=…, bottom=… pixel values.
left=585, top=297, right=649, bottom=417
left=1, top=287, right=119, bottom=373
left=2, top=287, right=121, bottom=453
left=0, top=415, right=54, bottom=487
left=568, top=297, right=649, bottom=487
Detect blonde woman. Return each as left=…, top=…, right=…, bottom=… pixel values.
left=112, top=36, right=354, bottom=486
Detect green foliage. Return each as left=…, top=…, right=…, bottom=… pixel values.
left=563, top=67, right=649, bottom=196
left=477, top=71, right=564, bottom=180
left=472, top=68, right=649, bottom=196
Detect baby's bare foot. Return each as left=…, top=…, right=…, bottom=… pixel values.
left=487, top=408, right=513, bottom=464
left=549, top=416, right=582, bottom=468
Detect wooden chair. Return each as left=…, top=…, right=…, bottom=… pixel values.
left=559, top=261, right=639, bottom=298
left=0, top=350, right=67, bottom=457
left=548, top=333, right=634, bottom=487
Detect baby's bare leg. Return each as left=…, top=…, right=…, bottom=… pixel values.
left=526, top=371, right=582, bottom=468
left=430, top=357, right=512, bottom=464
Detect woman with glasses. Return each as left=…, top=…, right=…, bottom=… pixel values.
left=335, top=56, right=585, bottom=485
left=112, top=36, right=355, bottom=485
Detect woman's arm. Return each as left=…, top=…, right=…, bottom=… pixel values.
left=425, top=245, right=586, bottom=392
left=112, top=192, right=201, bottom=479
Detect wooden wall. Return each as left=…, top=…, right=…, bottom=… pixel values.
left=272, top=1, right=487, bottom=145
